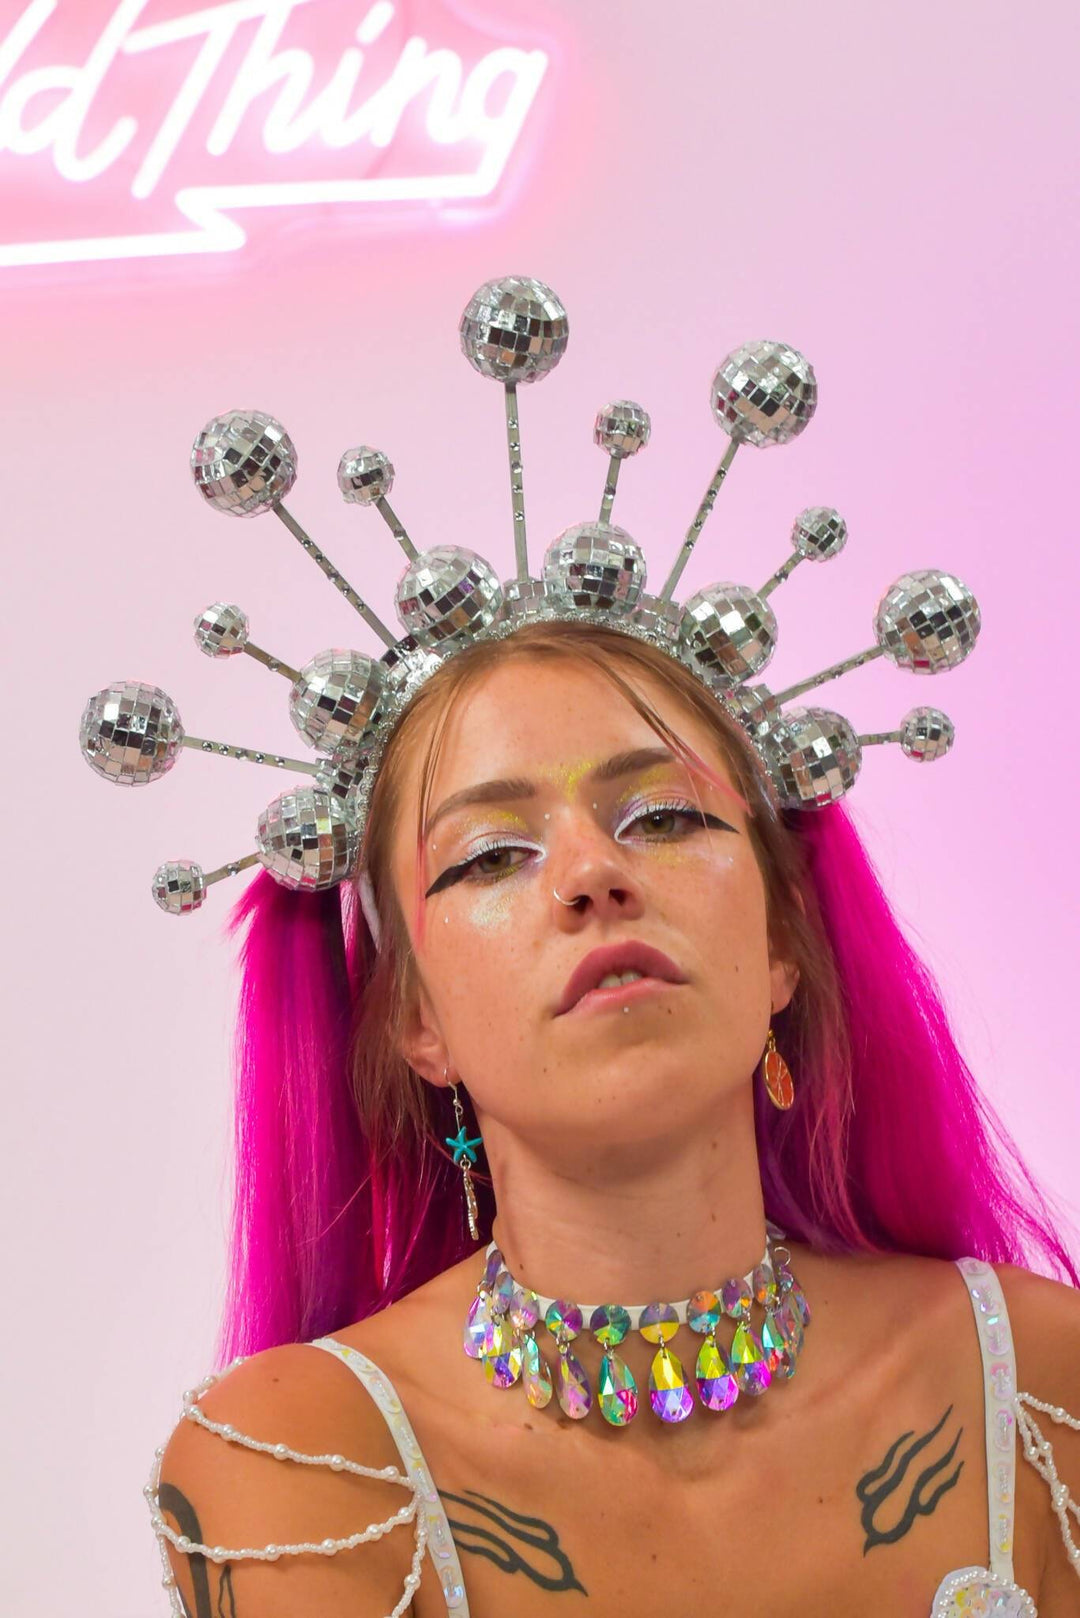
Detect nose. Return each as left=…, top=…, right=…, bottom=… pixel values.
left=548, top=817, right=645, bottom=928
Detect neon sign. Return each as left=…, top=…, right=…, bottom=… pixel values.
left=0, top=0, right=548, bottom=266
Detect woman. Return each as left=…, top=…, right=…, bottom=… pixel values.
left=150, top=618, right=1080, bottom=1617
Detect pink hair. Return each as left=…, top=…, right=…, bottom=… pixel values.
left=214, top=729, right=1078, bottom=1366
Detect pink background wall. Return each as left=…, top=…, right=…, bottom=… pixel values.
left=6, top=0, right=1078, bottom=1610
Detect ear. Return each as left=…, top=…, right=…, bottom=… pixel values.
left=768, top=885, right=804, bottom=1016
left=398, top=975, right=452, bottom=1087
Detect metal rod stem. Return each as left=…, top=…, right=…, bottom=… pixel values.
left=857, top=730, right=902, bottom=747
left=243, top=641, right=300, bottom=682
left=203, top=852, right=261, bottom=887
left=599, top=455, right=622, bottom=524
left=181, top=735, right=316, bottom=773
left=504, top=383, right=528, bottom=579
left=273, top=504, right=396, bottom=647
left=771, top=644, right=884, bottom=706
left=757, top=553, right=801, bottom=600
left=375, top=496, right=417, bottom=560
left=660, top=438, right=740, bottom=600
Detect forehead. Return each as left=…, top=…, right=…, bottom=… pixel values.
left=396, top=654, right=741, bottom=830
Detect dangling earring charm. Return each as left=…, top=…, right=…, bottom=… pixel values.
left=445, top=1069, right=482, bottom=1240
left=760, top=1027, right=795, bottom=1110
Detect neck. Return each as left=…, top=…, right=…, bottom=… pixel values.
left=483, top=1081, right=769, bottom=1306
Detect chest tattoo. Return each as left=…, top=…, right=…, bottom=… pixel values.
left=439, top=1487, right=588, bottom=1594
left=855, top=1403, right=965, bottom=1553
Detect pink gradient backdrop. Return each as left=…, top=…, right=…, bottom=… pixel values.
left=6, top=0, right=1078, bottom=1611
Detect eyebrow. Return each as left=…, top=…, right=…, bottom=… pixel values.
left=423, top=746, right=685, bottom=840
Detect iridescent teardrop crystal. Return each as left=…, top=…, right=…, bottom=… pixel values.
left=751, top=1260, right=776, bottom=1307
left=510, top=1286, right=541, bottom=1331
left=598, top=1350, right=639, bottom=1425
left=720, top=1276, right=752, bottom=1319
left=648, top=1345, right=694, bottom=1422
left=777, top=1296, right=805, bottom=1363
left=789, top=1276, right=812, bottom=1327
left=483, top=1337, right=524, bottom=1389
left=482, top=1247, right=503, bottom=1289
left=695, top=1333, right=739, bottom=1412
left=482, top=1313, right=515, bottom=1358
left=731, top=1320, right=772, bottom=1395
left=523, top=1333, right=553, bottom=1409
left=761, top=1309, right=788, bottom=1374
left=463, top=1292, right=492, bottom=1359
left=491, top=1268, right=515, bottom=1315
left=555, top=1346, right=592, bottom=1419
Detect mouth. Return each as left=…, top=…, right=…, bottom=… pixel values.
left=564, top=973, right=684, bottom=1016
left=555, top=942, right=688, bottom=1017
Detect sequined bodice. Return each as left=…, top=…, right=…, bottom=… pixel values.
left=309, top=1257, right=1038, bottom=1617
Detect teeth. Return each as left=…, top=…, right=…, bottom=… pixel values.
left=595, top=970, right=645, bottom=989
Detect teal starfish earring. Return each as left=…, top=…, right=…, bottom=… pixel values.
left=444, top=1068, right=482, bottom=1239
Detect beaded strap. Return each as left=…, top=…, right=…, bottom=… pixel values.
left=145, top=1355, right=427, bottom=1618
left=1015, top=1393, right=1080, bottom=1579
left=310, top=1338, right=471, bottom=1612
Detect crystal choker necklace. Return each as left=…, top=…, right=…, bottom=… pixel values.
left=462, top=1223, right=811, bottom=1427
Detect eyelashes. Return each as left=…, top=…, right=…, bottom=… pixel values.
left=423, top=797, right=735, bottom=898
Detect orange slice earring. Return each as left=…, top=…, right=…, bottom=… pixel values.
left=761, top=1027, right=795, bottom=1110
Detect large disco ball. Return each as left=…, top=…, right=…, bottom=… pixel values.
left=459, top=276, right=569, bottom=385
left=874, top=571, right=981, bottom=674
left=762, top=707, right=862, bottom=809
left=191, top=409, right=297, bottom=516
left=542, top=522, right=647, bottom=613
left=711, top=341, right=817, bottom=448
left=288, top=649, right=387, bottom=754
left=677, top=584, right=778, bottom=686
left=255, top=785, right=359, bottom=892
left=395, top=546, right=503, bottom=646
left=79, top=682, right=184, bottom=786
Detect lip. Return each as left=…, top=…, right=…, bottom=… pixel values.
left=555, top=941, right=688, bottom=1017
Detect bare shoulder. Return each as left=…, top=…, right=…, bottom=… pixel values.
left=156, top=1340, right=422, bottom=1617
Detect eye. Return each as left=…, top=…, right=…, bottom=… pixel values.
left=618, top=796, right=732, bottom=840
left=425, top=836, right=539, bottom=896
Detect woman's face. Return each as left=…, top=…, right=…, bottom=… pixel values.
left=387, top=655, right=799, bottom=1155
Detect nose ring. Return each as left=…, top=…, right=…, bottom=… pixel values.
left=553, top=886, right=579, bottom=907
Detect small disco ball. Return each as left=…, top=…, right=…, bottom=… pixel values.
left=152, top=860, right=206, bottom=915
left=194, top=603, right=248, bottom=657
left=677, top=584, right=779, bottom=686
left=762, top=707, right=862, bottom=810
left=541, top=522, right=647, bottom=613
left=721, top=682, right=780, bottom=745
left=594, top=400, right=651, bottom=458
left=791, top=507, right=847, bottom=562
left=874, top=570, right=981, bottom=674
left=337, top=446, right=394, bottom=505
left=711, top=341, right=817, bottom=448
left=395, top=545, right=503, bottom=646
left=79, top=682, right=184, bottom=786
left=256, top=785, right=359, bottom=893
left=191, top=409, right=297, bottom=517
left=289, top=649, right=387, bottom=753
left=899, top=706, right=955, bottom=762
left=459, top=276, right=569, bottom=385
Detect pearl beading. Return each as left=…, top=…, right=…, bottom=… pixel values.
left=145, top=1354, right=428, bottom=1618
left=1015, top=1393, right=1080, bottom=1573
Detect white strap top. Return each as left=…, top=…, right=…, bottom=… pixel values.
left=308, top=1257, right=1065, bottom=1618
